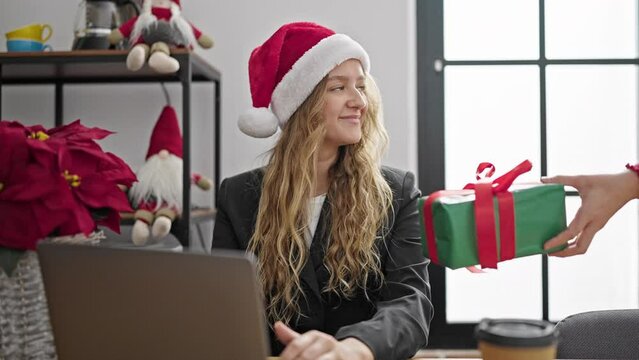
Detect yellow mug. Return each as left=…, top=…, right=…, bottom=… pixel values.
left=5, top=23, right=53, bottom=43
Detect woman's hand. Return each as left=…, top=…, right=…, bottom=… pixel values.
left=542, top=170, right=639, bottom=257
left=274, top=321, right=374, bottom=360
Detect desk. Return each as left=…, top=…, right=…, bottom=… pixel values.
left=266, top=348, right=483, bottom=359
left=267, top=348, right=482, bottom=359
left=267, top=358, right=480, bottom=360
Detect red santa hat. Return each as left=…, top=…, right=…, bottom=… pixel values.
left=146, top=105, right=183, bottom=160
left=142, top=0, right=181, bottom=13
left=238, top=22, right=370, bottom=138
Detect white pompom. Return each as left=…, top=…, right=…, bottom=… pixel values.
left=238, top=107, right=279, bottom=138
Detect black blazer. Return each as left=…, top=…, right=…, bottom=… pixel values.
left=212, top=166, right=433, bottom=360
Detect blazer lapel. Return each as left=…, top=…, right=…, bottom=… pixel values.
left=299, top=255, right=322, bottom=302
left=299, top=198, right=330, bottom=302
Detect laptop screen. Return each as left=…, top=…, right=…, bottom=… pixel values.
left=38, top=243, right=269, bottom=360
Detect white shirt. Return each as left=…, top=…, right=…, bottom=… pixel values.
left=305, top=194, right=327, bottom=247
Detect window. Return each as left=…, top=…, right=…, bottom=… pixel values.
left=417, top=0, right=639, bottom=348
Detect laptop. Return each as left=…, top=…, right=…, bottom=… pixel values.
left=37, top=243, right=270, bottom=360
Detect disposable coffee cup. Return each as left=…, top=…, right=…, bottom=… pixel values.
left=476, top=318, right=557, bottom=360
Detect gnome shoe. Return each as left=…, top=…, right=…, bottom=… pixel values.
left=132, top=220, right=151, bottom=245
left=151, top=216, right=172, bottom=238
left=148, top=51, right=180, bottom=74
left=126, top=44, right=149, bottom=71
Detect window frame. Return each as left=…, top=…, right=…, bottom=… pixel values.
left=416, top=0, right=639, bottom=348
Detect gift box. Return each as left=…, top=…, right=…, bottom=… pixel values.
left=419, top=160, right=567, bottom=269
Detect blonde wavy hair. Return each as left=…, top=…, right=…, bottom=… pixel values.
left=248, top=70, right=394, bottom=325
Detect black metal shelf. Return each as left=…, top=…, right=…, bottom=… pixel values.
left=0, top=49, right=221, bottom=249
left=0, top=49, right=221, bottom=82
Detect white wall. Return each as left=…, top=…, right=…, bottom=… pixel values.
left=0, top=0, right=417, bottom=248
left=195, top=0, right=418, bottom=177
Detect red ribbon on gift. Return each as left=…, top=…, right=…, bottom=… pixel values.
left=423, top=160, right=533, bottom=269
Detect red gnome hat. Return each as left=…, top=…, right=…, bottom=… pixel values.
left=142, top=0, right=181, bottom=12
left=146, top=105, right=183, bottom=160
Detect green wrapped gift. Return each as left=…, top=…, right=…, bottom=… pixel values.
left=419, top=183, right=567, bottom=270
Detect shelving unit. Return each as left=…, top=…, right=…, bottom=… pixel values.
left=0, top=49, right=221, bottom=248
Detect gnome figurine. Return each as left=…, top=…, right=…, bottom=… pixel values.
left=108, top=0, right=214, bottom=74
left=128, top=105, right=212, bottom=245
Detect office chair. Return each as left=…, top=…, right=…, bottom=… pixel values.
left=555, top=309, right=639, bottom=359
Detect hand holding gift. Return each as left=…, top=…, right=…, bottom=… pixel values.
left=542, top=165, right=639, bottom=257
left=419, top=160, right=567, bottom=270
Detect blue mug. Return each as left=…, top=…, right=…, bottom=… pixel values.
left=6, top=39, right=52, bottom=52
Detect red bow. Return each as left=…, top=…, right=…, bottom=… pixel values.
left=424, top=160, right=532, bottom=269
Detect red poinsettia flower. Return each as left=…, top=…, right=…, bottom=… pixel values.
left=55, top=138, right=133, bottom=235
left=100, top=152, right=138, bottom=188
left=0, top=120, right=136, bottom=249
left=3, top=120, right=134, bottom=184
left=0, top=125, right=76, bottom=250
left=44, top=120, right=137, bottom=193
left=2, top=119, right=136, bottom=188
left=0, top=120, right=47, bottom=135
left=47, top=119, right=113, bottom=141
left=0, top=121, right=57, bottom=167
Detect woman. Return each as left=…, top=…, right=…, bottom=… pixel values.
left=212, top=22, right=433, bottom=360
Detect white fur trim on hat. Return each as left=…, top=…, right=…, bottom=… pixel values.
left=271, top=34, right=370, bottom=126
left=238, top=107, right=279, bottom=138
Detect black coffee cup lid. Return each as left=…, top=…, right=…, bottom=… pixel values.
left=476, top=318, right=557, bottom=347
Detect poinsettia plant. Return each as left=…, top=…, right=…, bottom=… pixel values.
left=0, top=120, right=136, bottom=253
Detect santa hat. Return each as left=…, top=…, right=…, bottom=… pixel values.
left=142, top=0, right=180, bottom=12
left=238, top=22, right=370, bottom=138
left=146, top=105, right=183, bottom=160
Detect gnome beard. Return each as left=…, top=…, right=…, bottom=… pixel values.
left=129, top=150, right=183, bottom=245
left=129, top=1, right=197, bottom=49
